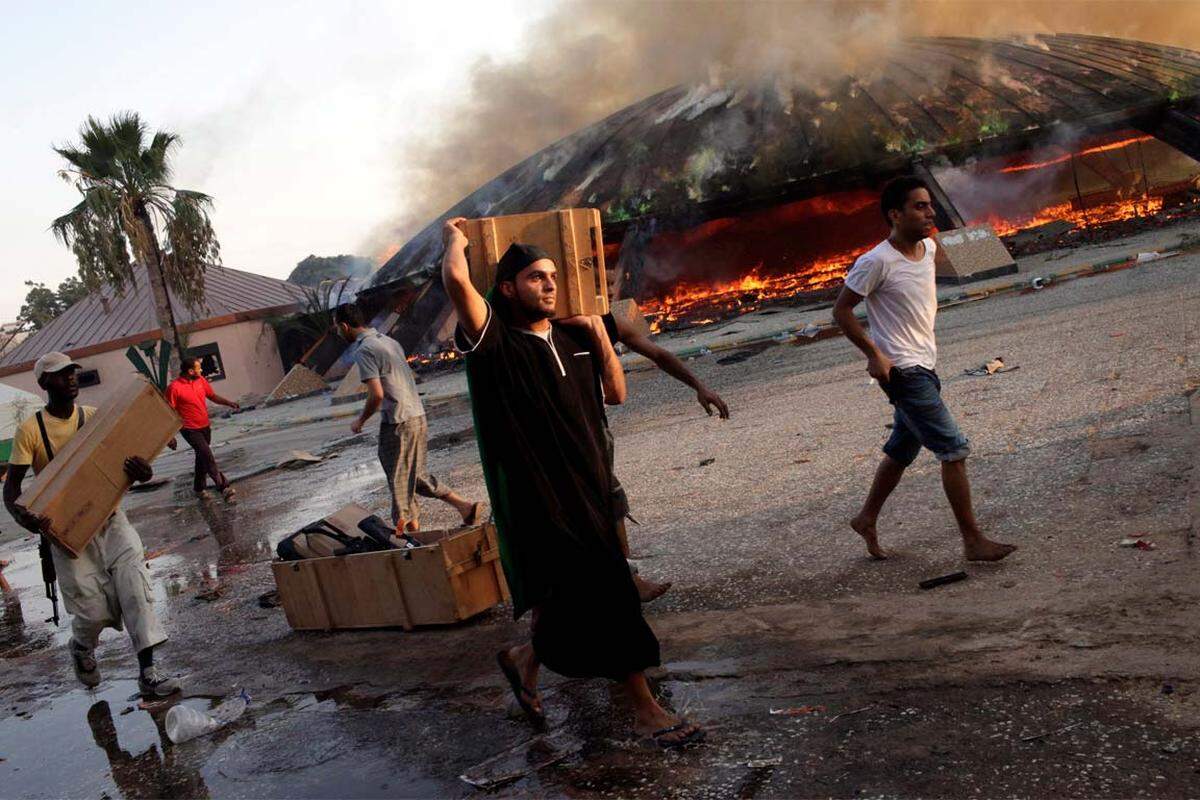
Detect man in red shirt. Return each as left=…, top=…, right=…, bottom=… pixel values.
left=165, top=356, right=240, bottom=503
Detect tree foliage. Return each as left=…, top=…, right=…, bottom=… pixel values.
left=17, top=277, right=90, bottom=331
left=288, top=254, right=374, bottom=287
left=50, top=113, right=221, bottom=311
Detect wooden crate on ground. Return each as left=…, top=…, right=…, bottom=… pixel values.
left=272, top=522, right=509, bottom=631
left=18, top=376, right=181, bottom=556
left=461, top=208, right=609, bottom=318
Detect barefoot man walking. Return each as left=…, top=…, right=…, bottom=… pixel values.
left=442, top=218, right=705, bottom=748
left=832, top=176, right=1016, bottom=563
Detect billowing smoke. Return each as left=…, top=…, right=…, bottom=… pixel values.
left=367, top=0, right=1200, bottom=259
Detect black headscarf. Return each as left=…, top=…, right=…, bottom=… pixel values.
left=496, top=242, right=552, bottom=283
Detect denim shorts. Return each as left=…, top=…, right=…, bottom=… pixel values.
left=880, top=366, right=970, bottom=466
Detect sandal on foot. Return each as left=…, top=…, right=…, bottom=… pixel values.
left=649, top=721, right=706, bottom=750
left=496, top=650, right=545, bottom=726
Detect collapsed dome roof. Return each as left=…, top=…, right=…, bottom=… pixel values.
left=372, top=33, right=1200, bottom=287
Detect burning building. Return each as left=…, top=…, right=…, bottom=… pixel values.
left=361, top=34, right=1200, bottom=351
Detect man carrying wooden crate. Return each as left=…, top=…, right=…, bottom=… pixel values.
left=2, top=352, right=182, bottom=698
left=442, top=219, right=705, bottom=749
left=333, top=303, right=485, bottom=534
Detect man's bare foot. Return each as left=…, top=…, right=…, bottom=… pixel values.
left=963, top=536, right=1017, bottom=562
left=850, top=515, right=888, bottom=559
left=633, top=574, right=671, bottom=603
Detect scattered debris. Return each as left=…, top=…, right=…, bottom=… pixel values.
left=798, top=322, right=822, bottom=338
left=459, top=731, right=579, bottom=790
left=1136, top=251, right=1165, bottom=262
left=698, top=458, right=716, bottom=467
left=769, top=705, right=825, bottom=716
left=919, top=571, right=968, bottom=590
left=277, top=450, right=324, bottom=470
left=830, top=705, right=874, bottom=722
left=119, top=706, right=135, bottom=716
left=258, top=590, right=282, bottom=609
left=1162, top=683, right=1176, bottom=695
left=1117, top=537, right=1156, bottom=551
left=196, top=585, right=224, bottom=602
left=128, top=476, right=171, bottom=493
left=746, top=756, right=784, bottom=768
left=1021, top=721, right=1084, bottom=742
left=964, top=357, right=1018, bottom=376
left=794, top=458, right=811, bottom=464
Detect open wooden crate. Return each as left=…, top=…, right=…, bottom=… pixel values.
left=460, top=208, right=609, bottom=318
left=272, top=523, right=509, bottom=631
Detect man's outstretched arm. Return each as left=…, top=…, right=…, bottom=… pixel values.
left=614, top=314, right=729, bottom=418
left=440, top=217, right=489, bottom=342
left=832, top=286, right=892, bottom=382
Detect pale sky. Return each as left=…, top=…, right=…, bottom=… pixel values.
left=0, top=0, right=552, bottom=321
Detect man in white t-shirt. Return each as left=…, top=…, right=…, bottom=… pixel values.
left=832, top=176, right=1016, bottom=563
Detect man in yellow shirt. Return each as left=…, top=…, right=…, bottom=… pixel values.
left=2, top=352, right=181, bottom=698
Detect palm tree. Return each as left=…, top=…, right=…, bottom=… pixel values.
left=51, top=113, right=221, bottom=373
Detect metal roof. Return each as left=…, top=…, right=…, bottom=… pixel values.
left=0, top=265, right=309, bottom=374
left=371, top=33, right=1200, bottom=287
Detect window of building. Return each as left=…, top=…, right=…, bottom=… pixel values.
left=186, top=342, right=226, bottom=382
left=77, top=369, right=101, bottom=388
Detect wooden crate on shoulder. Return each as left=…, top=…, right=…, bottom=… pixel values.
left=18, top=375, right=181, bottom=557
left=460, top=208, right=609, bottom=318
left=272, top=522, right=510, bottom=631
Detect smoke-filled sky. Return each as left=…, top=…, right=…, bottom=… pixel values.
left=3, top=0, right=1198, bottom=323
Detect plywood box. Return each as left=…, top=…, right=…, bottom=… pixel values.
left=19, top=376, right=181, bottom=557
left=272, top=523, right=510, bottom=631
left=934, top=225, right=1018, bottom=285
left=461, top=208, right=609, bottom=318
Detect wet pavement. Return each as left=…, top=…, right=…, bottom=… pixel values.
left=1, top=233, right=1199, bottom=798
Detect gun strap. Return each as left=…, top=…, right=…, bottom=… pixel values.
left=34, top=407, right=85, bottom=464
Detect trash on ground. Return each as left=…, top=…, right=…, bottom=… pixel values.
left=798, top=322, right=822, bottom=338
left=128, top=476, right=171, bottom=493
left=165, top=689, right=251, bottom=744
left=459, top=731, right=579, bottom=790
left=698, top=458, right=716, bottom=467
left=277, top=450, right=324, bottom=470
left=257, top=589, right=282, bottom=608
left=1117, top=537, right=1156, bottom=550
left=1020, top=721, right=1083, bottom=742
left=1136, top=251, right=1164, bottom=262
left=746, top=756, right=784, bottom=768
left=769, top=705, right=825, bottom=716
left=919, top=571, right=969, bottom=590
left=830, top=704, right=874, bottom=722
left=965, top=357, right=1018, bottom=376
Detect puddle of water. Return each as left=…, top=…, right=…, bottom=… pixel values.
left=0, top=680, right=213, bottom=799
left=1, top=680, right=450, bottom=799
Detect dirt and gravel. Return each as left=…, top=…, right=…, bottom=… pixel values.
left=1, top=238, right=1198, bottom=799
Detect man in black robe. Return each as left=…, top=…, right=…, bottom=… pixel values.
left=442, top=217, right=704, bottom=748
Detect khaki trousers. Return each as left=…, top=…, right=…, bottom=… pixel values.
left=378, top=415, right=451, bottom=527
left=51, top=508, right=167, bottom=653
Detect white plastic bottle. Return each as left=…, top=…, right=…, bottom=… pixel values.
left=166, top=689, right=251, bottom=744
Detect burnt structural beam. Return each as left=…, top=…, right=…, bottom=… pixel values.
left=1140, top=107, right=1200, bottom=162
left=911, top=161, right=967, bottom=230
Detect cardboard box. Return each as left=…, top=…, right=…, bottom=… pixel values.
left=934, top=225, right=1018, bottom=285
left=272, top=522, right=509, bottom=631
left=461, top=208, right=610, bottom=318
left=19, top=376, right=181, bottom=557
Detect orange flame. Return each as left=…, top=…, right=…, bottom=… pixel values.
left=999, top=135, right=1155, bottom=174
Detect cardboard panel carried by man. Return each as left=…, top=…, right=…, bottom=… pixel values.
left=3, top=353, right=184, bottom=698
